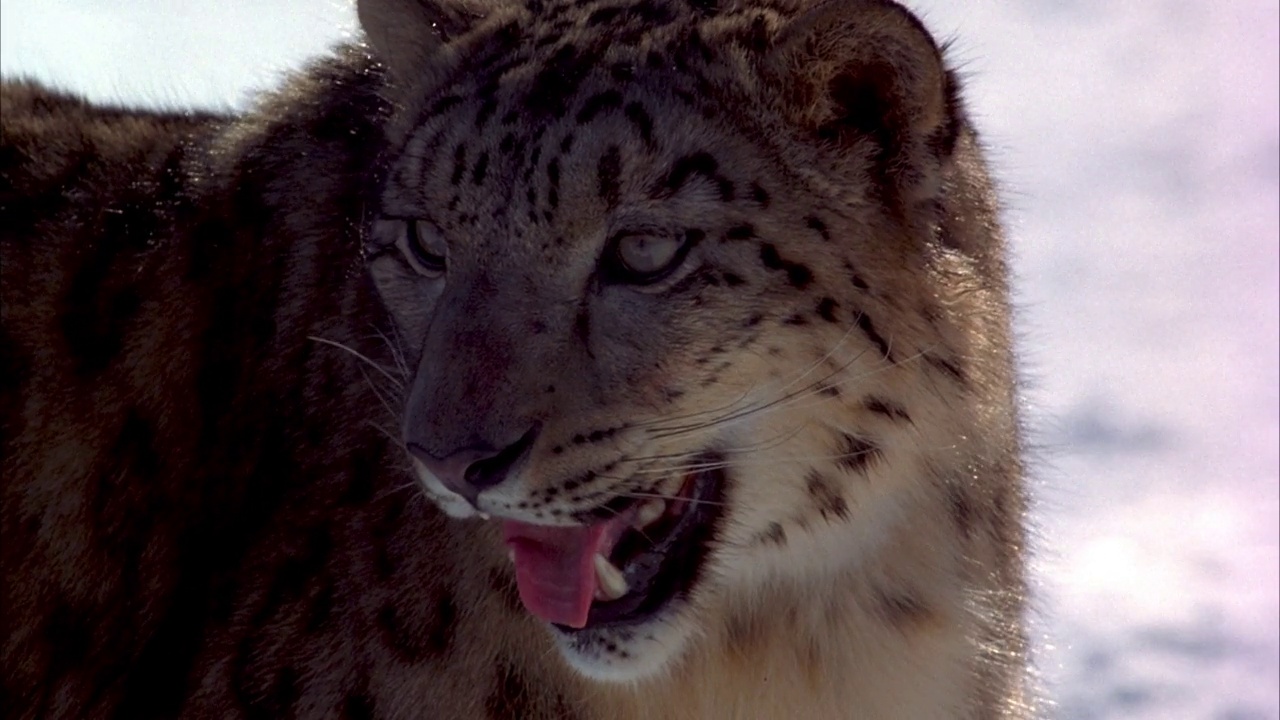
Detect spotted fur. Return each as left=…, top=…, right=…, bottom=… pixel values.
left=2, top=0, right=1034, bottom=717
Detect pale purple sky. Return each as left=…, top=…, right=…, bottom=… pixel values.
left=3, top=1, right=1277, bottom=717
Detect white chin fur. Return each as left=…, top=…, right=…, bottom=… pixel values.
left=550, top=606, right=695, bottom=683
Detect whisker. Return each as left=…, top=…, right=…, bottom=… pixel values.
left=617, top=490, right=729, bottom=509
left=648, top=345, right=871, bottom=440
left=371, top=324, right=410, bottom=380
left=308, top=335, right=404, bottom=389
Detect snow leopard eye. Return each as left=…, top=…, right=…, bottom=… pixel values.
left=397, top=219, right=447, bottom=278
left=606, top=229, right=701, bottom=285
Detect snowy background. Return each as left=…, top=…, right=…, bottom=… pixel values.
left=3, top=1, right=1276, bottom=717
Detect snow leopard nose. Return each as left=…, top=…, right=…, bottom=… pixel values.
left=407, top=425, right=539, bottom=505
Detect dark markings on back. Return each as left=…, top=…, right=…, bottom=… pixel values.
left=759, top=243, right=813, bottom=289
left=806, top=469, right=850, bottom=521
left=837, top=433, right=880, bottom=475
left=597, top=146, right=622, bottom=208
left=865, top=397, right=911, bottom=422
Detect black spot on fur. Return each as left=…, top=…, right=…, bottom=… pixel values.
left=837, top=433, right=880, bottom=475
left=486, top=661, right=536, bottom=718
left=875, top=589, right=934, bottom=629
left=341, top=688, right=376, bottom=720
left=61, top=237, right=142, bottom=377
left=547, top=158, right=560, bottom=209
left=576, top=90, right=623, bottom=124
left=526, top=43, right=594, bottom=118
left=725, top=611, right=765, bottom=653
left=251, top=527, right=332, bottom=629
left=44, top=601, right=92, bottom=681
left=610, top=62, right=635, bottom=82
left=758, top=243, right=813, bottom=289
left=865, top=397, right=911, bottom=422
left=489, top=568, right=523, bottom=613
left=475, top=97, right=498, bottom=128
left=624, top=102, right=655, bottom=147
left=0, top=326, right=29, bottom=442
left=428, top=95, right=463, bottom=117
left=806, top=470, right=850, bottom=521
left=339, top=444, right=381, bottom=506
left=749, top=181, right=770, bottom=207
left=597, top=146, right=622, bottom=208
left=377, top=591, right=455, bottom=663
left=945, top=480, right=976, bottom=539
left=661, top=152, right=716, bottom=194
left=450, top=144, right=467, bottom=185
left=854, top=311, right=892, bottom=361
left=272, top=667, right=304, bottom=718
left=755, top=521, right=787, bottom=546
left=306, top=581, right=335, bottom=632
left=806, top=216, right=831, bottom=241
left=816, top=297, right=839, bottom=323
left=723, top=272, right=745, bottom=287
left=724, top=223, right=754, bottom=241
left=472, top=151, right=490, bottom=185
left=927, top=354, right=967, bottom=385
left=930, top=69, right=965, bottom=158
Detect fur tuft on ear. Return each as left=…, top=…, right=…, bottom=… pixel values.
left=357, top=0, right=496, bottom=84
left=767, top=0, right=952, bottom=173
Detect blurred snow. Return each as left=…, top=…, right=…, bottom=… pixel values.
left=3, top=1, right=1277, bottom=717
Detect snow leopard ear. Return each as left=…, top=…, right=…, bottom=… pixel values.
left=766, top=0, right=956, bottom=170
left=358, top=0, right=514, bottom=85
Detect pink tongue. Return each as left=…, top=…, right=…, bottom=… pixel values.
left=502, top=517, right=630, bottom=628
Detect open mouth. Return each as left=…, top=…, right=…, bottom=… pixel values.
left=500, top=463, right=726, bottom=631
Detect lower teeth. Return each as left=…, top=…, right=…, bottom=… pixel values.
left=593, top=553, right=629, bottom=601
